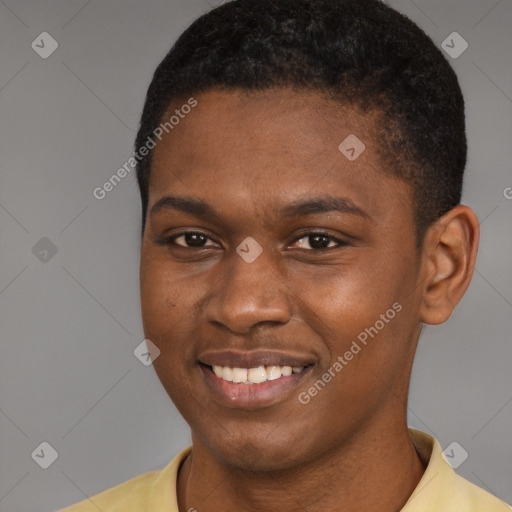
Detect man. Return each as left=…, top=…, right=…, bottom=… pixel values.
left=60, top=0, right=511, bottom=510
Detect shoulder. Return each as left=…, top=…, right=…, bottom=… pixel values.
left=445, top=471, right=512, bottom=511
left=59, top=471, right=160, bottom=512
left=57, top=470, right=160, bottom=512
left=404, top=428, right=511, bottom=511
left=57, top=446, right=192, bottom=512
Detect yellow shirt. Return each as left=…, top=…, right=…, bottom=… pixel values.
left=59, top=428, right=511, bottom=511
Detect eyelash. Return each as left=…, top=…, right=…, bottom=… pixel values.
left=158, top=230, right=348, bottom=251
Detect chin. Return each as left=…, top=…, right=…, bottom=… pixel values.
left=197, top=427, right=311, bottom=472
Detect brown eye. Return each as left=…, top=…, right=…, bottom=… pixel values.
left=291, top=232, right=347, bottom=250
left=162, top=231, right=219, bottom=248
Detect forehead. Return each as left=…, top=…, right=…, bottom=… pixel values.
left=152, top=88, right=380, bottom=174
left=148, top=89, right=412, bottom=227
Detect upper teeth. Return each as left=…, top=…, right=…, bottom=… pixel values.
left=212, top=365, right=304, bottom=384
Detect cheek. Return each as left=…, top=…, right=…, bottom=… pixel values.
left=293, top=255, right=416, bottom=375
left=140, top=265, right=198, bottom=402
left=139, top=253, right=212, bottom=366
left=141, top=252, right=186, bottom=318
left=295, top=264, right=397, bottom=333
left=140, top=258, right=192, bottom=374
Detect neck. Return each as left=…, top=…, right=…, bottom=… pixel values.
left=177, top=421, right=427, bottom=512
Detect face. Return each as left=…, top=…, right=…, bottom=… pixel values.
left=140, top=89, right=425, bottom=471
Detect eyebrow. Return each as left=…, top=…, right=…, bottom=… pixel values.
left=280, top=197, right=369, bottom=219
left=150, top=195, right=369, bottom=220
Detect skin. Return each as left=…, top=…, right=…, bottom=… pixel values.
left=139, top=89, right=479, bottom=512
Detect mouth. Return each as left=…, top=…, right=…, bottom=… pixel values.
left=197, top=351, right=315, bottom=408
left=201, top=363, right=307, bottom=384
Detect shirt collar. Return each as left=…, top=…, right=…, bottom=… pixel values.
left=149, top=428, right=509, bottom=511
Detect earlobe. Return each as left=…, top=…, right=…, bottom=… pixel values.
left=419, top=205, right=480, bottom=325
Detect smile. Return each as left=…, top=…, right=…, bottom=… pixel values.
left=210, top=364, right=306, bottom=384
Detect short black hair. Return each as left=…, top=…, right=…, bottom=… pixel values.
left=135, top=0, right=466, bottom=242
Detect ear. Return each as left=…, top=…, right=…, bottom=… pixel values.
left=419, top=205, right=480, bottom=325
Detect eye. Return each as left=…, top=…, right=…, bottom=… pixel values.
left=158, top=230, right=348, bottom=251
left=290, top=232, right=347, bottom=250
left=163, top=231, right=219, bottom=248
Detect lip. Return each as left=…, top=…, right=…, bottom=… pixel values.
left=199, top=362, right=313, bottom=409
left=198, top=349, right=315, bottom=369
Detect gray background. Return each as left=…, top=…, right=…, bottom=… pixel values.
left=0, top=0, right=510, bottom=510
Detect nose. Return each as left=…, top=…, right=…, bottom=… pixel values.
left=204, top=246, right=292, bottom=334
